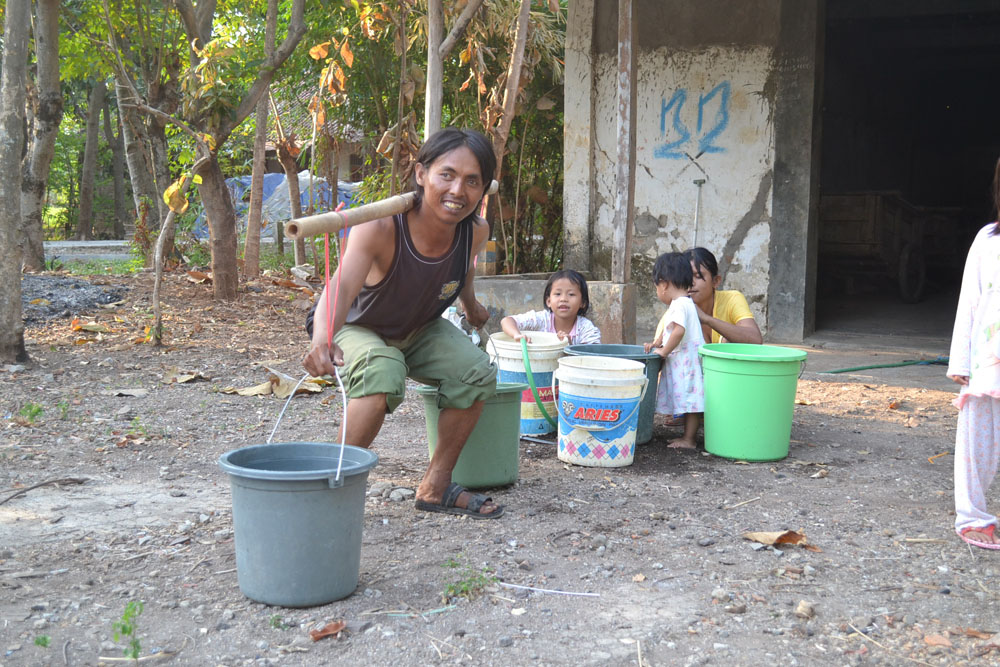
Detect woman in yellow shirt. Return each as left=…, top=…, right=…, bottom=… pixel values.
left=684, top=247, right=763, bottom=345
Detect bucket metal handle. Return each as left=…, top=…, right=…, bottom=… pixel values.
left=552, top=372, right=648, bottom=433
left=268, top=370, right=349, bottom=486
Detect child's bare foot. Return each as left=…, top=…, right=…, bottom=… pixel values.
left=667, top=438, right=696, bottom=450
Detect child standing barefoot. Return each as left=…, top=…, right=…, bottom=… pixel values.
left=501, top=269, right=602, bottom=344
left=644, top=253, right=706, bottom=449
left=948, top=170, right=1000, bottom=549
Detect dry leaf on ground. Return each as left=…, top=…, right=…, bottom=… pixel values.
left=162, top=367, right=211, bottom=384
left=923, top=633, right=952, bottom=647
left=309, top=619, right=346, bottom=642
left=742, top=530, right=819, bottom=551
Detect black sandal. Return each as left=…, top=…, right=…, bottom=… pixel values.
left=413, top=482, right=505, bottom=520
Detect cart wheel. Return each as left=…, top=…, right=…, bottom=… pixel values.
left=898, top=243, right=926, bottom=303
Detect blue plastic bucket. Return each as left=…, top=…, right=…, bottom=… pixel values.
left=554, top=356, right=647, bottom=467
left=565, top=344, right=662, bottom=445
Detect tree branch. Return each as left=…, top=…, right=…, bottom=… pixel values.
left=173, top=0, right=215, bottom=47
left=120, top=101, right=207, bottom=153
left=439, top=0, right=486, bottom=58
left=220, top=0, right=305, bottom=142
left=172, top=0, right=199, bottom=45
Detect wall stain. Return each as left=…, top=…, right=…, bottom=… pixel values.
left=718, top=170, right=772, bottom=281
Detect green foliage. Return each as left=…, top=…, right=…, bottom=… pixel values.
left=19, top=403, right=44, bottom=424
left=175, top=235, right=212, bottom=267
left=57, top=401, right=71, bottom=421
left=269, top=614, right=289, bottom=630
left=112, top=600, right=144, bottom=660
left=441, top=554, right=497, bottom=602
left=34, top=635, right=51, bottom=648
left=259, top=245, right=298, bottom=274
left=63, top=258, right=144, bottom=276
left=127, top=417, right=148, bottom=437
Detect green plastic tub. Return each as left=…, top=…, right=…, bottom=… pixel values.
left=417, top=382, right=526, bottom=488
left=698, top=344, right=807, bottom=461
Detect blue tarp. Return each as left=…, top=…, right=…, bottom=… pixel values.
left=192, top=172, right=360, bottom=239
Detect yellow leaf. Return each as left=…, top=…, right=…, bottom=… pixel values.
left=340, top=38, right=354, bottom=68
left=161, top=367, right=211, bottom=384
left=314, top=104, right=326, bottom=126
left=333, top=63, right=346, bottom=92
left=163, top=177, right=189, bottom=213
left=460, top=43, right=472, bottom=65
left=267, top=368, right=324, bottom=399
left=228, top=381, right=273, bottom=396
left=192, top=174, right=203, bottom=184
left=309, top=41, right=331, bottom=59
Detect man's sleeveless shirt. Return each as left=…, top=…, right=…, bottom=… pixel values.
left=345, top=213, right=473, bottom=339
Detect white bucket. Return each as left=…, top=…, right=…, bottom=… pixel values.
left=489, top=332, right=567, bottom=435
left=554, top=355, right=647, bottom=467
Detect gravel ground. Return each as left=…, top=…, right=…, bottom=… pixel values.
left=2, top=273, right=998, bottom=666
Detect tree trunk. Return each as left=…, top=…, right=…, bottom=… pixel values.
left=424, top=0, right=486, bottom=140
left=243, top=0, right=277, bottom=279
left=0, top=0, right=30, bottom=363
left=76, top=80, right=106, bottom=240
left=196, top=154, right=240, bottom=300
left=277, top=147, right=305, bottom=265
left=424, top=0, right=444, bottom=141
left=148, top=117, right=172, bottom=225
left=491, top=0, right=531, bottom=182
left=168, top=0, right=305, bottom=297
left=244, top=93, right=268, bottom=278
left=115, top=77, right=158, bottom=241
left=102, top=95, right=129, bottom=239
left=390, top=5, right=409, bottom=195
left=19, top=0, right=62, bottom=271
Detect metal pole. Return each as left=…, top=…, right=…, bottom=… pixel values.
left=693, top=179, right=706, bottom=247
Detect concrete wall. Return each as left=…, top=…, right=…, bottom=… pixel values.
left=475, top=277, right=636, bottom=345
left=564, top=0, right=822, bottom=341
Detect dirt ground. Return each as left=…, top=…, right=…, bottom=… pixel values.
left=3, top=272, right=998, bottom=666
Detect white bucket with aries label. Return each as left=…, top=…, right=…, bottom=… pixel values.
left=554, top=356, right=647, bottom=467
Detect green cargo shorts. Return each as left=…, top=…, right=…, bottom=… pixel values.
left=334, top=317, right=497, bottom=413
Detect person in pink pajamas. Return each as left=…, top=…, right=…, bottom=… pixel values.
left=947, top=159, right=1000, bottom=549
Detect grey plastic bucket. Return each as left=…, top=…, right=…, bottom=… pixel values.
left=565, top=344, right=663, bottom=445
left=218, top=442, right=378, bottom=607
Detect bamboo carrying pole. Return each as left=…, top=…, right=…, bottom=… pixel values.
left=283, top=180, right=499, bottom=241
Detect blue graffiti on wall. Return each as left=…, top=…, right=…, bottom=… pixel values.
left=654, top=81, right=731, bottom=160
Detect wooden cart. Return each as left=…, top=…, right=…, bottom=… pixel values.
left=818, top=192, right=926, bottom=303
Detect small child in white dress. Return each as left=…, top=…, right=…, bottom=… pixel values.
left=501, top=270, right=602, bottom=344
left=947, top=214, right=1000, bottom=550
left=644, top=252, right=706, bottom=449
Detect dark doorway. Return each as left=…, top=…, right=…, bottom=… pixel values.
left=816, top=0, right=1000, bottom=340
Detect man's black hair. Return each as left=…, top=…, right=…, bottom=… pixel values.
left=410, top=128, right=496, bottom=202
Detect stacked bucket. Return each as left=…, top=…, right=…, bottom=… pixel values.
left=490, top=333, right=647, bottom=468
